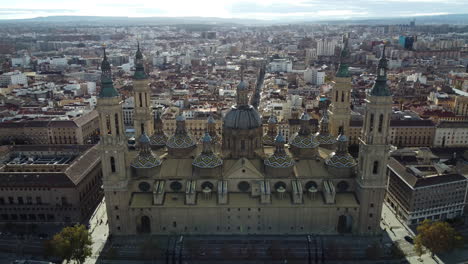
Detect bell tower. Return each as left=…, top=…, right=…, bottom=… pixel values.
left=133, top=42, right=153, bottom=139
left=329, top=34, right=352, bottom=137
left=356, top=45, right=392, bottom=235
left=97, top=47, right=128, bottom=183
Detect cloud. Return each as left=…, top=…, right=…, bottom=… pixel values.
left=0, top=0, right=467, bottom=19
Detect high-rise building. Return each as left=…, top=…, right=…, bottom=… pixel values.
left=317, top=38, right=339, bottom=57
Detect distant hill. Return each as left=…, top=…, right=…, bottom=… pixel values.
left=1, top=14, right=468, bottom=26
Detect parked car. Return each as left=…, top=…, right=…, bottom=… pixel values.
left=404, top=235, right=414, bottom=244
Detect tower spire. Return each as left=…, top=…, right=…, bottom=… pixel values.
left=336, top=34, right=350, bottom=78
left=99, top=45, right=119, bottom=98
left=134, top=42, right=147, bottom=79
left=370, top=44, right=391, bottom=97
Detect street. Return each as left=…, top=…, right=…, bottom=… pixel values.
left=381, top=202, right=441, bottom=264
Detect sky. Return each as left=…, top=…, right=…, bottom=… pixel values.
left=0, top=0, right=467, bottom=20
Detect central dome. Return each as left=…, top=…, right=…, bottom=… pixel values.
left=224, top=105, right=262, bottom=130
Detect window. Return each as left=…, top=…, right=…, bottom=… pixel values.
left=141, top=123, right=144, bottom=134
left=26, top=197, right=32, bottom=205
left=115, top=114, right=120, bottom=135
left=61, top=197, right=68, bottom=206
left=139, top=93, right=143, bottom=107
left=341, top=91, right=344, bottom=102
left=373, top=161, right=379, bottom=174
left=110, top=157, right=116, bottom=173
left=106, top=115, right=112, bottom=134
left=369, top=114, right=374, bottom=132
left=241, top=140, right=245, bottom=151
left=335, top=90, right=338, bottom=102
left=378, top=114, right=383, bottom=133
left=18, top=197, right=24, bottom=205
left=173, top=221, right=177, bottom=228
left=0, top=198, right=4, bottom=205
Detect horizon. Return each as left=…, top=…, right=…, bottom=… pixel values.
left=1, top=0, right=467, bottom=21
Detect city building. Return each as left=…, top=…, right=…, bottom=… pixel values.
left=0, top=110, right=100, bottom=145
left=433, top=121, right=468, bottom=147
left=386, top=148, right=467, bottom=225
left=304, top=67, right=326, bottom=86
left=268, top=59, right=292, bottom=73
left=0, top=71, right=28, bottom=87
left=0, top=144, right=103, bottom=225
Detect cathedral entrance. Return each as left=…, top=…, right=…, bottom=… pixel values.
left=138, top=215, right=151, bottom=234
left=337, top=215, right=352, bottom=233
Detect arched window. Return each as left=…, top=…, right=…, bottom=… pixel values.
left=145, top=93, right=148, bottom=107
left=139, top=93, right=143, bottom=107
left=115, top=113, right=120, bottom=135
left=335, top=90, right=338, bottom=102
left=369, top=114, right=374, bottom=132
left=378, top=114, right=383, bottom=133
left=341, top=91, right=344, bottom=102
left=110, top=157, right=116, bottom=173
left=106, top=115, right=111, bottom=135
left=372, top=161, right=379, bottom=174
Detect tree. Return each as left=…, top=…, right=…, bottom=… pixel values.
left=49, top=224, right=92, bottom=264
left=415, top=219, right=464, bottom=256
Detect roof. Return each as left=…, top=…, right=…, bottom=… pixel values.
left=0, top=144, right=100, bottom=187
left=390, top=119, right=435, bottom=127
left=437, top=121, right=468, bottom=128
left=388, top=157, right=466, bottom=188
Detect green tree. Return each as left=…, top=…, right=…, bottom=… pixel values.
left=415, top=219, right=464, bottom=256
left=49, top=224, right=92, bottom=264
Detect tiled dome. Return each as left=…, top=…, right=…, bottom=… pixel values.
left=289, top=134, right=320, bottom=149
left=166, top=134, right=196, bottom=149
left=325, top=133, right=356, bottom=168
left=224, top=105, right=262, bottom=130
left=131, top=133, right=162, bottom=168
left=192, top=132, right=223, bottom=169
left=265, top=133, right=295, bottom=168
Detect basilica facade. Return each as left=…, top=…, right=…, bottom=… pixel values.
left=97, top=41, right=392, bottom=236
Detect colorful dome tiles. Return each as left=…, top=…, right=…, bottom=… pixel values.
left=325, top=152, right=357, bottom=168
left=131, top=152, right=162, bottom=169
left=150, top=133, right=168, bottom=147
left=192, top=153, right=223, bottom=168
left=289, top=133, right=320, bottom=149
left=264, top=153, right=295, bottom=168
left=166, top=134, right=196, bottom=149
left=315, top=133, right=337, bottom=145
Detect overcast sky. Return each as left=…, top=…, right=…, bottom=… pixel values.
left=1, top=0, right=467, bottom=20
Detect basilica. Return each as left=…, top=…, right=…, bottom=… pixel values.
left=97, top=41, right=392, bottom=236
